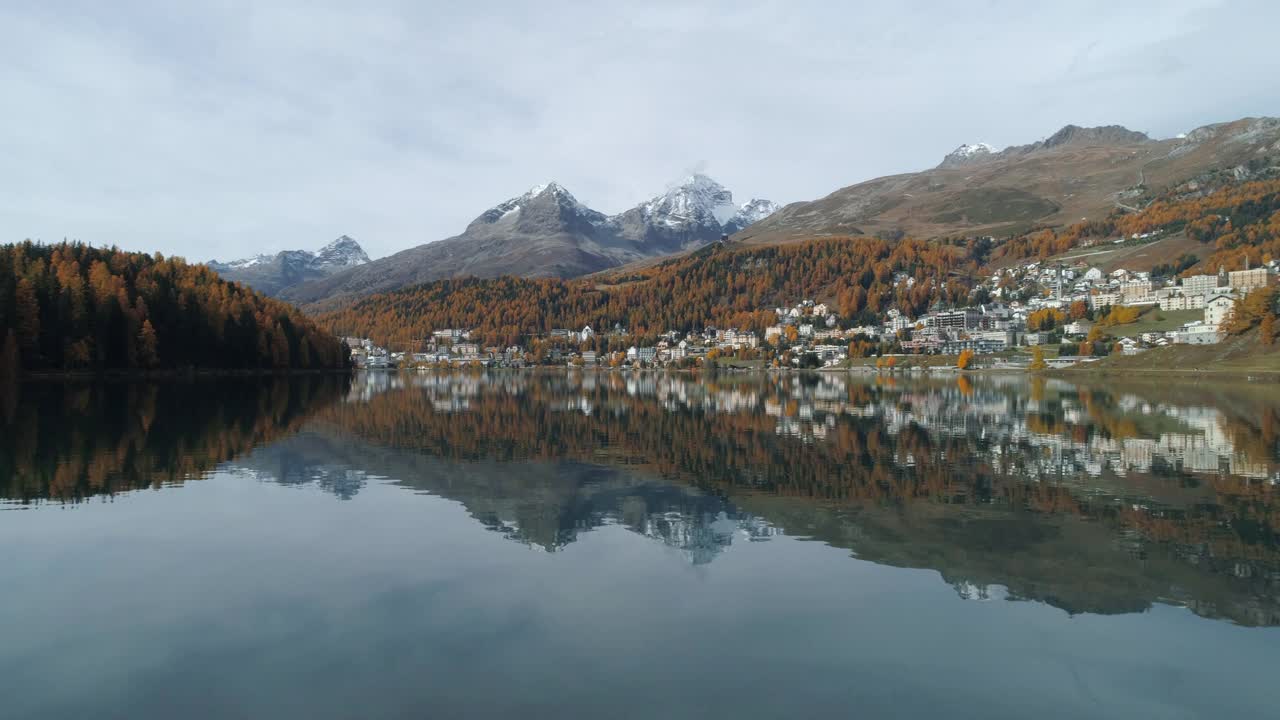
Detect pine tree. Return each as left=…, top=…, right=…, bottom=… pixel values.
left=137, top=319, right=160, bottom=368
left=13, top=278, right=40, bottom=366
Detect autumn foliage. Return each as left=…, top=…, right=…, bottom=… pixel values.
left=0, top=242, right=350, bottom=374
left=317, top=237, right=981, bottom=348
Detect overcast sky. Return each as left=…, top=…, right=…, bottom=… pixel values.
left=3, top=0, right=1278, bottom=261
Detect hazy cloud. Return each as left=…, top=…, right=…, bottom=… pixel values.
left=2, top=0, right=1277, bottom=260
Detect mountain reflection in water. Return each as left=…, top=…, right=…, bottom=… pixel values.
left=3, top=371, right=1278, bottom=627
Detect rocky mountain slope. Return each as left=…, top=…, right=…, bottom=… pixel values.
left=280, top=175, right=775, bottom=308
left=209, top=236, right=370, bottom=296
left=740, top=117, right=1280, bottom=245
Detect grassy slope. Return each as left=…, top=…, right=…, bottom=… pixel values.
left=1064, top=330, right=1280, bottom=376
left=1106, top=308, right=1202, bottom=337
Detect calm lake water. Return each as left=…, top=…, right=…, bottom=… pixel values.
left=2, top=371, right=1279, bottom=719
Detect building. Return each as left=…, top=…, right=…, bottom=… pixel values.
left=627, top=346, right=657, bottom=364
left=1181, top=274, right=1221, bottom=295
left=1175, top=323, right=1222, bottom=345
left=929, top=310, right=980, bottom=330
left=1228, top=267, right=1269, bottom=293
left=1120, top=279, right=1154, bottom=304
left=1158, top=290, right=1206, bottom=312
left=1063, top=320, right=1093, bottom=337
left=1205, top=294, right=1236, bottom=327
left=1089, top=292, right=1121, bottom=310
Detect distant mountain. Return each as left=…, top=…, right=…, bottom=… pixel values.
left=210, top=236, right=370, bottom=296
left=280, top=175, right=776, bottom=308
left=740, top=117, right=1280, bottom=244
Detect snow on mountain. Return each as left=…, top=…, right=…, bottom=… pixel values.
left=208, top=236, right=371, bottom=296
left=479, top=181, right=604, bottom=224
left=939, top=142, right=997, bottom=168
left=638, top=174, right=738, bottom=229
left=314, top=235, right=372, bottom=269
left=954, top=142, right=994, bottom=157
left=729, top=198, right=780, bottom=228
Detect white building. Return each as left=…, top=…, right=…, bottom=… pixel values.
left=1205, top=294, right=1236, bottom=328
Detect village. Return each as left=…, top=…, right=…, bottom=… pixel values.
left=346, top=255, right=1278, bottom=371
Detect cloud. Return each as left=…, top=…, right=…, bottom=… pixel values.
left=1, top=0, right=1277, bottom=260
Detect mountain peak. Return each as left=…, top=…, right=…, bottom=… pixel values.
left=477, top=181, right=600, bottom=226
left=643, top=174, right=737, bottom=227
left=939, top=142, right=996, bottom=168
left=1041, top=124, right=1149, bottom=148
left=314, top=235, right=370, bottom=268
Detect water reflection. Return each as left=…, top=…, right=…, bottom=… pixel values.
left=6, top=371, right=1279, bottom=627
left=0, top=376, right=348, bottom=503
left=309, top=371, right=1280, bottom=626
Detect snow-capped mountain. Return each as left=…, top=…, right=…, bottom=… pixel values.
left=312, top=235, right=372, bottom=269
left=637, top=174, right=738, bottom=229
left=476, top=182, right=606, bottom=226
left=938, top=142, right=996, bottom=168
left=280, top=176, right=778, bottom=307
left=724, top=198, right=781, bottom=234
left=209, top=235, right=371, bottom=297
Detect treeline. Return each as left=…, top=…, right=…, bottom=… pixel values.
left=990, top=178, right=1280, bottom=268
left=0, top=242, right=351, bottom=375
left=317, top=237, right=980, bottom=347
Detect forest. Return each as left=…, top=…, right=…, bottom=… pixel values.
left=317, top=237, right=981, bottom=347
left=315, top=178, right=1280, bottom=350
left=0, top=242, right=351, bottom=376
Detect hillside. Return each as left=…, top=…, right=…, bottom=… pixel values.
left=1, top=242, right=351, bottom=375
left=740, top=117, right=1280, bottom=245
left=314, top=176, right=1280, bottom=350
left=314, top=236, right=977, bottom=347
left=280, top=176, right=777, bottom=309
left=1069, top=329, right=1280, bottom=376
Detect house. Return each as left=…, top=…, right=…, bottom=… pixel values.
left=1205, top=294, right=1236, bottom=327
left=626, top=346, right=656, bottom=364
left=580, top=326, right=596, bottom=342
left=1175, top=322, right=1222, bottom=345
left=1063, top=320, right=1093, bottom=337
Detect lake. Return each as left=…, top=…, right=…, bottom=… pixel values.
left=2, top=371, right=1278, bottom=719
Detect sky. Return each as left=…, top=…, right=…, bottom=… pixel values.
left=2, top=0, right=1279, bottom=262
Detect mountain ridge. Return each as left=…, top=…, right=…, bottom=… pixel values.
left=279, top=175, right=777, bottom=308
left=210, top=235, right=370, bottom=297
left=737, top=117, right=1280, bottom=246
